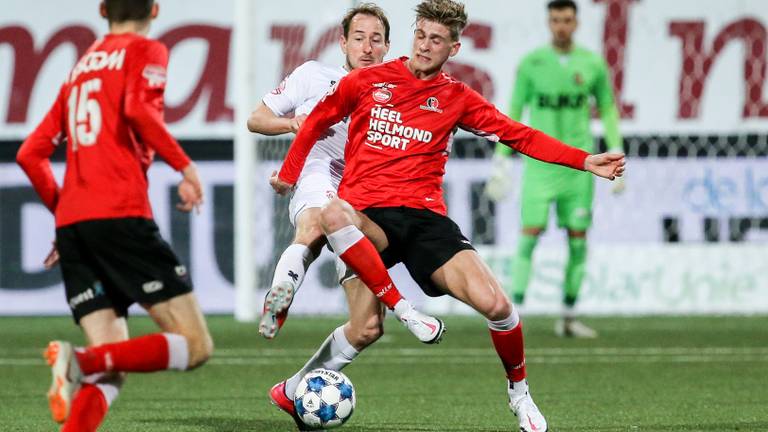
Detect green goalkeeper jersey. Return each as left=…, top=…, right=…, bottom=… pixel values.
left=496, top=45, right=622, bottom=181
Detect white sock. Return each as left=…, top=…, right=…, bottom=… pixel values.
left=487, top=308, right=520, bottom=331
left=96, top=380, right=121, bottom=406
left=83, top=373, right=122, bottom=407
left=508, top=378, right=529, bottom=397
left=163, top=333, right=189, bottom=371
left=392, top=299, right=413, bottom=320
left=285, top=326, right=360, bottom=397
left=325, top=225, right=364, bottom=255
left=270, top=244, right=316, bottom=291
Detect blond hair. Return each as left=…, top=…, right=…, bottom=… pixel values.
left=414, top=0, right=468, bottom=41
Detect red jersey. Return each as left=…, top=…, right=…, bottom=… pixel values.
left=16, top=33, right=191, bottom=228
left=279, top=57, right=589, bottom=215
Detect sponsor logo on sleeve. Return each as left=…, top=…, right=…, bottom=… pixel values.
left=142, top=64, right=167, bottom=87
left=271, top=77, right=288, bottom=95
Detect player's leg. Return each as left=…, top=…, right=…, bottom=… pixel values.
left=71, top=294, right=212, bottom=375
left=60, top=309, right=128, bottom=432
left=280, top=271, right=385, bottom=398
left=431, top=251, right=547, bottom=432
left=511, top=180, right=549, bottom=305
left=321, top=199, right=444, bottom=343
left=555, top=175, right=596, bottom=338
left=260, top=207, right=324, bottom=339
left=70, top=218, right=212, bottom=375
left=269, top=265, right=385, bottom=430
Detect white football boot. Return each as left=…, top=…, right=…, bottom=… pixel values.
left=259, top=281, right=296, bottom=339
left=554, top=318, right=598, bottom=338
left=393, top=300, right=445, bottom=344
left=509, top=381, right=547, bottom=432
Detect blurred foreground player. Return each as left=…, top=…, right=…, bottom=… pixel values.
left=16, top=1, right=213, bottom=430
left=272, top=1, right=625, bottom=430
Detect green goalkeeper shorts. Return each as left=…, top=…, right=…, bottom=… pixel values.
left=520, top=170, right=594, bottom=231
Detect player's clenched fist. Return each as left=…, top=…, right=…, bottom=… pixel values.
left=270, top=170, right=294, bottom=196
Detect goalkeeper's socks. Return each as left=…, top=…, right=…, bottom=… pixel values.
left=564, top=237, right=587, bottom=302
left=488, top=310, right=527, bottom=382
left=61, top=380, right=119, bottom=432
left=512, top=234, right=538, bottom=303
left=327, top=225, right=403, bottom=309
left=75, top=333, right=189, bottom=374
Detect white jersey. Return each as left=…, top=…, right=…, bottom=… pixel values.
left=263, top=60, right=348, bottom=226
left=263, top=60, right=348, bottom=178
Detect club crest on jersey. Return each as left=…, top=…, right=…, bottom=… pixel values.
left=419, top=96, right=443, bottom=113
left=573, top=72, right=584, bottom=86
left=372, top=88, right=392, bottom=103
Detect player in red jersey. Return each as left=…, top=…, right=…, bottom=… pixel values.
left=16, top=1, right=213, bottom=430
left=272, top=1, right=624, bottom=430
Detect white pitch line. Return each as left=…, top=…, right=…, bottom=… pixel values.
left=2, top=355, right=766, bottom=367
left=210, top=346, right=768, bottom=357
left=3, top=346, right=768, bottom=357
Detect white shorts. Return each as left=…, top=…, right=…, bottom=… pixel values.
left=288, top=158, right=343, bottom=227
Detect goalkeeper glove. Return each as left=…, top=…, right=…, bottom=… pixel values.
left=484, top=154, right=513, bottom=201
left=611, top=175, right=626, bottom=195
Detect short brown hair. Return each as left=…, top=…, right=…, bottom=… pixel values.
left=414, top=0, right=468, bottom=41
left=341, top=3, right=390, bottom=43
left=104, top=0, right=154, bottom=23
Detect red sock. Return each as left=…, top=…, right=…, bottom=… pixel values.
left=61, top=384, right=108, bottom=432
left=75, top=333, right=169, bottom=375
left=489, top=322, right=527, bottom=382
left=339, top=237, right=403, bottom=309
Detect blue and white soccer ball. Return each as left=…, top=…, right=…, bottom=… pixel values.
left=293, top=368, right=356, bottom=429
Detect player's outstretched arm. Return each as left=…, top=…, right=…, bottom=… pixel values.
left=584, top=152, right=626, bottom=180
left=247, top=101, right=306, bottom=135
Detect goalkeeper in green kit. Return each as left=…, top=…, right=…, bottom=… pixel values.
left=485, top=0, right=624, bottom=338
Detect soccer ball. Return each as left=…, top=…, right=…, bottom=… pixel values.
left=293, top=368, right=356, bottom=429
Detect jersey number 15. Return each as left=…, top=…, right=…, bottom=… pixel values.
left=67, top=78, right=102, bottom=151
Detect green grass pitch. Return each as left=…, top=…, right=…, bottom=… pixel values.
left=1, top=315, right=766, bottom=431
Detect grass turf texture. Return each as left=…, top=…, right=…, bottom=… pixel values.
left=0, top=315, right=766, bottom=431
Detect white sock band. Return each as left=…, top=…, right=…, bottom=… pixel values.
left=487, top=307, right=520, bottom=331
left=163, top=333, right=189, bottom=371
left=326, top=225, right=364, bottom=256
left=96, top=380, right=122, bottom=407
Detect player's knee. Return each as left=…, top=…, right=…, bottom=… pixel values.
left=185, top=332, right=214, bottom=370
left=294, top=222, right=326, bottom=251
left=320, top=199, right=352, bottom=233
left=474, top=286, right=512, bottom=321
